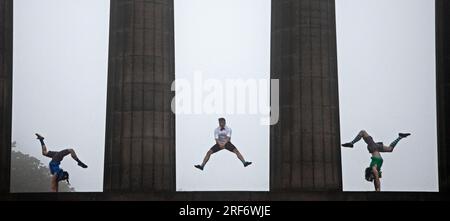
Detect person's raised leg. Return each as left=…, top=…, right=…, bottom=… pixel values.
left=195, top=150, right=214, bottom=171
left=35, top=133, right=48, bottom=156
left=342, top=130, right=370, bottom=148
left=67, top=149, right=88, bottom=168
left=381, top=145, right=394, bottom=152
left=388, top=133, right=411, bottom=150
left=232, top=148, right=252, bottom=167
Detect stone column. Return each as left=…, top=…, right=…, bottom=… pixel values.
left=436, top=0, right=450, bottom=192
left=270, top=0, right=342, bottom=191
left=103, top=0, right=175, bottom=192
left=0, top=0, right=12, bottom=194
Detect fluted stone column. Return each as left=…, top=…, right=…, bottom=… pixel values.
left=436, top=0, right=450, bottom=193
left=270, top=0, right=342, bottom=191
left=0, top=0, right=12, bottom=194
left=104, top=0, right=175, bottom=192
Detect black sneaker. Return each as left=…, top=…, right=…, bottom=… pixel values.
left=342, top=143, right=354, bottom=148
left=35, top=133, right=45, bottom=140
left=194, top=165, right=204, bottom=171
left=244, top=162, right=252, bottom=167
left=399, top=133, right=411, bottom=138
left=78, top=161, right=88, bottom=168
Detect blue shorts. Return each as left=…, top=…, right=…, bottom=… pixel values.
left=49, top=161, right=61, bottom=175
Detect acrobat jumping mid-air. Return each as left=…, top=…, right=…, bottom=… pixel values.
left=194, top=118, right=252, bottom=171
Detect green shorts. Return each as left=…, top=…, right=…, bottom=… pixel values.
left=370, top=156, right=383, bottom=177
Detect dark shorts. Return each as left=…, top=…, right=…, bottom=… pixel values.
left=363, top=136, right=383, bottom=153
left=210, top=142, right=237, bottom=153
left=46, top=149, right=71, bottom=163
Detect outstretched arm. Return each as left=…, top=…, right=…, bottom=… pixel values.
left=51, top=175, right=58, bottom=192
left=372, top=166, right=381, bottom=192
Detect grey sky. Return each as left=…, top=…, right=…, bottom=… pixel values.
left=11, top=0, right=438, bottom=192
left=174, top=0, right=271, bottom=191
left=12, top=0, right=110, bottom=192
left=336, top=0, right=438, bottom=191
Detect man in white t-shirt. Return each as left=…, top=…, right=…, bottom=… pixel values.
left=194, top=118, right=252, bottom=170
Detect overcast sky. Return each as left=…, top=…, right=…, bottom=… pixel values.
left=12, top=0, right=438, bottom=192
left=12, top=0, right=110, bottom=192
left=336, top=0, right=438, bottom=191
left=174, top=0, right=271, bottom=191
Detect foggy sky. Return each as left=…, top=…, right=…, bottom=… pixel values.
left=174, top=0, right=271, bottom=191
left=12, top=0, right=110, bottom=192
left=336, top=0, right=438, bottom=191
left=11, top=0, right=438, bottom=192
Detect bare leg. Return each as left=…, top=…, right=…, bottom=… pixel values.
left=67, top=149, right=88, bottom=168
left=233, top=149, right=252, bottom=167
left=201, top=150, right=213, bottom=167
left=389, top=133, right=411, bottom=149
left=195, top=150, right=214, bottom=170
left=342, top=130, right=370, bottom=147
left=233, top=149, right=246, bottom=164
left=41, top=144, right=48, bottom=156
left=35, top=133, right=48, bottom=156
left=359, top=130, right=370, bottom=138
left=381, top=145, right=394, bottom=152
left=68, top=148, right=80, bottom=161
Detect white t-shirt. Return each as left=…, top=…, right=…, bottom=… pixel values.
left=214, top=126, right=232, bottom=143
